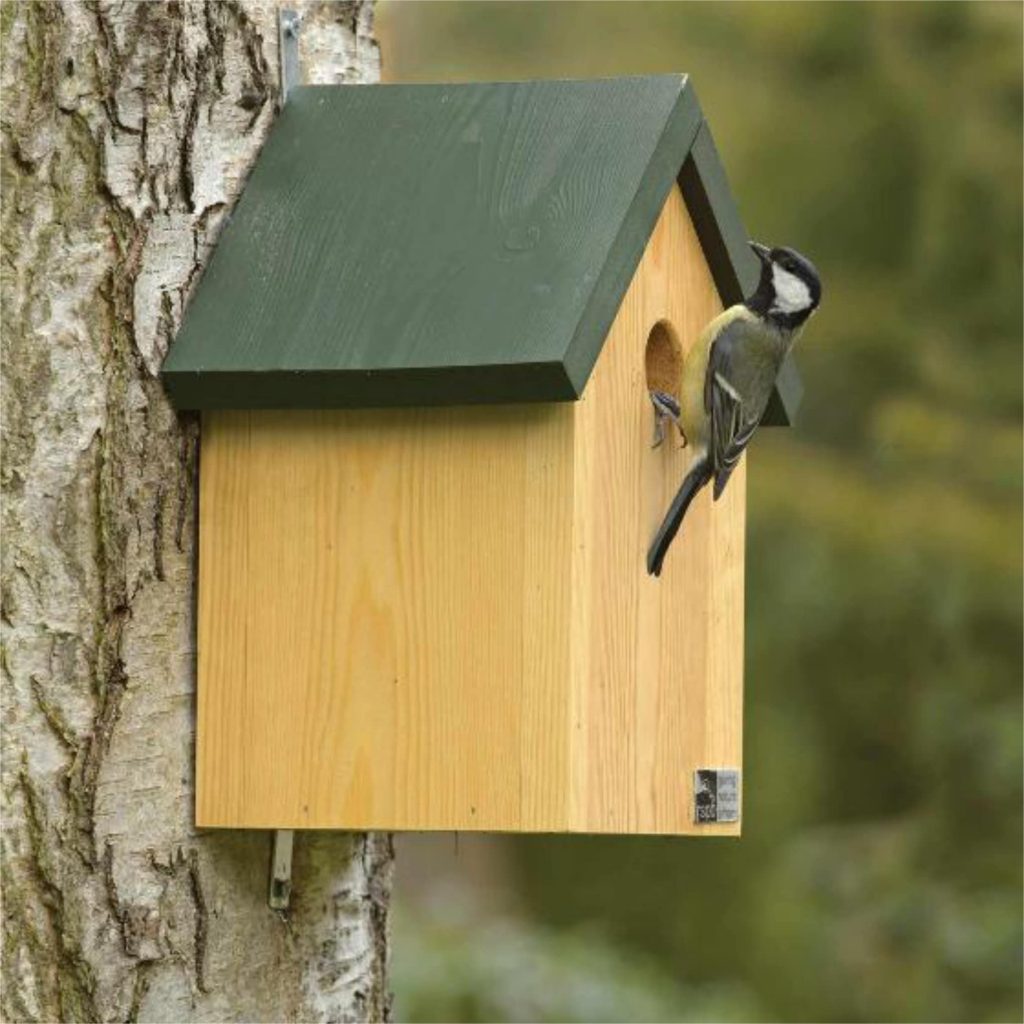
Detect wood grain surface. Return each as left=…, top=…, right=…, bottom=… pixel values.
left=568, top=182, right=743, bottom=834
left=197, top=184, right=744, bottom=834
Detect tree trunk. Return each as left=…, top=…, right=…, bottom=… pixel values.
left=1, top=3, right=391, bottom=1021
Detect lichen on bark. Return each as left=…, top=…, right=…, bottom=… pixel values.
left=1, top=3, right=389, bottom=1021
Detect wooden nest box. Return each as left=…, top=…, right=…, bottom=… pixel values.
left=163, top=76, right=800, bottom=836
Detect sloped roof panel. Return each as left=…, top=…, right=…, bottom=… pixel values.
left=161, top=75, right=797, bottom=422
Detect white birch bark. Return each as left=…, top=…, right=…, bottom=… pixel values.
left=1, top=3, right=391, bottom=1020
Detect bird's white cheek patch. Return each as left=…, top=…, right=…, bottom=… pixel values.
left=771, top=264, right=812, bottom=313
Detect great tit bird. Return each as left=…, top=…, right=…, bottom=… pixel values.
left=647, top=241, right=822, bottom=577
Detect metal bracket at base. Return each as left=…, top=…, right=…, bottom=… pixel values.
left=269, top=829, right=294, bottom=910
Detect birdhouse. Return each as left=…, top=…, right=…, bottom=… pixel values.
left=163, top=76, right=799, bottom=836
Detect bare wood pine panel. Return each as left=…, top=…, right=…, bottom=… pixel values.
left=198, top=405, right=575, bottom=829
left=197, top=184, right=744, bottom=833
left=569, top=183, right=743, bottom=835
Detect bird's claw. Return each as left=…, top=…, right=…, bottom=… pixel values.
left=649, top=389, right=683, bottom=451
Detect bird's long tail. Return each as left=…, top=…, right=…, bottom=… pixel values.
left=647, top=455, right=712, bottom=577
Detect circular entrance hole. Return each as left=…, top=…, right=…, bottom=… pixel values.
left=644, top=320, right=684, bottom=402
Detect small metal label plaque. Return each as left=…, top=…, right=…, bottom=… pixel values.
left=694, top=769, right=740, bottom=824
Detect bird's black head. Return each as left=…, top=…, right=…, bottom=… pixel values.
left=746, top=242, right=822, bottom=329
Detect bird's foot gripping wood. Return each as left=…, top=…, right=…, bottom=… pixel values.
left=649, top=389, right=686, bottom=449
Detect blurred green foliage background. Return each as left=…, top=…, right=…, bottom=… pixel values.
left=377, top=3, right=1023, bottom=1021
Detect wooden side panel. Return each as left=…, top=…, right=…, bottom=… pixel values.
left=197, top=405, right=574, bottom=830
left=569, top=183, right=745, bottom=835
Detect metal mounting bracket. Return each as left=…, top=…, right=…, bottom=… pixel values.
left=269, top=829, right=295, bottom=910
left=278, top=8, right=301, bottom=107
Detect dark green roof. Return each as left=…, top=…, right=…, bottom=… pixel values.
left=162, top=76, right=797, bottom=424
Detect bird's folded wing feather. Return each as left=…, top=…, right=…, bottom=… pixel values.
left=704, top=321, right=767, bottom=501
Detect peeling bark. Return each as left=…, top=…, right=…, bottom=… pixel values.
left=1, top=3, right=390, bottom=1021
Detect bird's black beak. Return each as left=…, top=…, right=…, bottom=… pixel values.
left=749, top=240, right=771, bottom=265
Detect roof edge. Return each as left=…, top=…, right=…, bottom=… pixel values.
left=161, top=361, right=578, bottom=411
